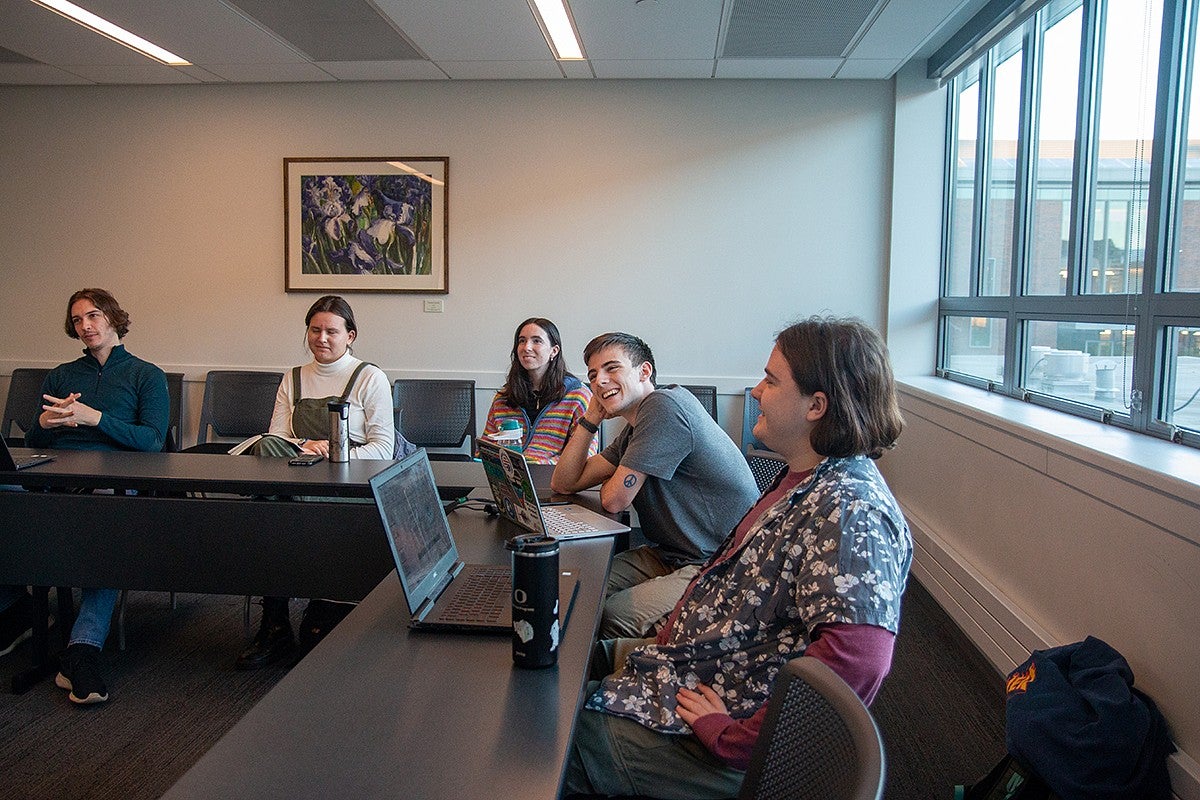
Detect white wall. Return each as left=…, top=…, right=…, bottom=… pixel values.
left=0, top=78, right=894, bottom=446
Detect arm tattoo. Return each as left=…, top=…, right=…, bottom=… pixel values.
left=623, top=473, right=638, bottom=488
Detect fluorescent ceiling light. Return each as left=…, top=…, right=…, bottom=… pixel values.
left=387, top=161, right=445, bottom=187
left=529, top=0, right=584, bottom=60
left=29, top=0, right=191, bottom=66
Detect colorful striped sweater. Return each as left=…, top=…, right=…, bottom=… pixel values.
left=482, top=374, right=598, bottom=464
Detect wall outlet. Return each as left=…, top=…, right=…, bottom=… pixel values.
left=423, top=299, right=444, bottom=313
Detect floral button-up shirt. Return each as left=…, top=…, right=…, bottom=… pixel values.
left=586, top=454, right=912, bottom=733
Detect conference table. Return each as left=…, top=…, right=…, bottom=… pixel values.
left=1, top=448, right=616, bottom=799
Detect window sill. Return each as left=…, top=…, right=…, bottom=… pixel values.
left=897, top=375, right=1200, bottom=510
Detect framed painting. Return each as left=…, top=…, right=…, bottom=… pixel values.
left=284, top=157, right=448, bottom=293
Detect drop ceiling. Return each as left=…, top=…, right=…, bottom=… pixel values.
left=0, top=0, right=989, bottom=85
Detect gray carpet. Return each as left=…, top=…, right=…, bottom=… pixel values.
left=0, top=579, right=1007, bottom=800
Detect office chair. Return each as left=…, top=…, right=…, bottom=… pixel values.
left=184, top=370, right=283, bottom=454
left=746, top=448, right=787, bottom=494
left=742, top=387, right=766, bottom=453
left=3, top=367, right=51, bottom=446
left=737, top=658, right=885, bottom=800
left=681, top=384, right=719, bottom=423
left=392, top=379, right=476, bottom=461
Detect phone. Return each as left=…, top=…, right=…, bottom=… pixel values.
left=288, top=454, right=325, bottom=466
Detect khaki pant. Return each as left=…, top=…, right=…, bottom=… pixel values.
left=599, top=546, right=700, bottom=639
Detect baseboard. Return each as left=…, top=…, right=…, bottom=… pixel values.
left=903, top=502, right=1199, bottom=800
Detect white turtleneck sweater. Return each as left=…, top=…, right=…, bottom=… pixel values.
left=268, top=350, right=394, bottom=460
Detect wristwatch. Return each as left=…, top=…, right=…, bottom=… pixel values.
left=578, top=418, right=599, bottom=434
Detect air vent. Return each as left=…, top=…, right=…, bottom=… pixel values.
left=224, top=0, right=422, bottom=61
left=722, top=0, right=879, bottom=59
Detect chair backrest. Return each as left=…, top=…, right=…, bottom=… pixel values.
left=3, top=367, right=51, bottom=445
left=196, top=370, right=284, bottom=445
left=746, top=448, right=788, bottom=494
left=681, top=384, right=719, bottom=423
left=742, top=387, right=766, bottom=453
left=738, top=658, right=885, bottom=800
left=163, top=372, right=185, bottom=452
left=392, top=379, right=476, bottom=459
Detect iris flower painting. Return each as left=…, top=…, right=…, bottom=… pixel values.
left=285, top=158, right=448, bottom=293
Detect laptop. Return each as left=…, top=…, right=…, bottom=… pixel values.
left=370, top=450, right=579, bottom=633
left=0, top=437, right=55, bottom=471
left=477, top=438, right=630, bottom=541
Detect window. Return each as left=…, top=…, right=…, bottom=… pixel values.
left=939, top=0, right=1200, bottom=447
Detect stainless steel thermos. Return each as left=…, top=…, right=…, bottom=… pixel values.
left=506, top=533, right=560, bottom=668
left=328, top=400, right=350, bottom=463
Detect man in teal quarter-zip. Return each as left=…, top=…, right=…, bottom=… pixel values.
left=0, top=288, right=168, bottom=705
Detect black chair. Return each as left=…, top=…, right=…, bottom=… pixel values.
left=746, top=448, right=787, bottom=493
left=163, top=372, right=185, bottom=452
left=3, top=367, right=51, bottom=446
left=681, top=384, right=719, bottom=423
left=392, top=379, right=476, bottom=460
left=737, top=658, right=885, bottom=800
left=742, top=387, right=766, bottom=453
left=184, top=370, right=283, bottom=454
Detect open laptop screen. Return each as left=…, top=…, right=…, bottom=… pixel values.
left=370, top=452, right=461, bottom=614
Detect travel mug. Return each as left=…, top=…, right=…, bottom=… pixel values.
left=497, top=418, right=524, bottom=451
left=328, top=400, right=350, bottom=463
left=506, top=533, right=560, bottom=668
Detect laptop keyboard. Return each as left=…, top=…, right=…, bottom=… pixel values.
left=541, top=506, right=601, bottom=537
left=440, top=566, right=510, bottom=623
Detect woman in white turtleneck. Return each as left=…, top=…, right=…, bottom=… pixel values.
left=265, top=295, right=394, bottom=460
left=236, top=294, right=394, bottom=672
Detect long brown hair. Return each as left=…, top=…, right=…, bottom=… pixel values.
left=498, top=317, right=572, bottom=408
left=775, top=317, right=903, bottom=459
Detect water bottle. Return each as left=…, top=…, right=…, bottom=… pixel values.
left=498, top=418, right=524, bottom=451
left=506, top=533, right=560, bottom=668
left=328, top=400, right=350, bottom=463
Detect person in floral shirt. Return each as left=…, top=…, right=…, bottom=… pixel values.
left=563, top=316, right=913, bottom=799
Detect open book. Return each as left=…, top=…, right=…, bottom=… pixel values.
left=226, top=434, right=305, bottom=456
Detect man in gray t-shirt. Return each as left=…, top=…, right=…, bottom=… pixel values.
left=551, top=332, right=758, bottom=638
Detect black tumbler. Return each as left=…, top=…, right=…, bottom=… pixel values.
left=506, top=533, right=560, bottom=668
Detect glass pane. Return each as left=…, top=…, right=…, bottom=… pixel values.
left=982, top=51, right=1022, bottom=296
left=945, top=317, right=1007, bottom=382
left=1169, top=8, right=1200, bottom=291
left=1028, top=5, right=1083, bottom=295
left=947, top=79, right=979, bottom=297
left=1089, top=0, right=1162, bottom=295
left=1023, top=320, right=1136, bottom=414
left=1163, top=327, right=1200, bottom=430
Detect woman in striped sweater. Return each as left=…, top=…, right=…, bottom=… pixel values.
left=482, top=317, right=597, bottom=464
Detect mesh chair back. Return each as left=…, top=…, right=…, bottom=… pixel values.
left=195, top=370, right=283, bottom=445
left=742, top=387, right=766, bottom=452
left=746, top=448, right=787, bottom=494
left=392, top=379, right=476, bottom=458
left=738, top=658, right=885, bottom=800
left=3, top=367, right=51, bottom=445
left=681, top=384, right=719, bottom=423
left=163, top=372, right=185, bottom=452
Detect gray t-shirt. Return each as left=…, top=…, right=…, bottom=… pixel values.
left=601, top=386, right=759, bottom=566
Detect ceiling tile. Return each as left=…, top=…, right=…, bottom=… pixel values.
left=439, top=60, right=564, bottom=80
left=65, top=65, right=203, bottom=84
left=375, top=0, right=549, bottom=60
left=570, top=0, right=724, bottom=60
left=317, top=60, right=449, bottom=81
left=715, top=58, right=842, bottom=79
left=0, top=63, right=93, bottom=84
left=852, top=0, right=976, bottom=61
left=592, top=60, right=715, bottom=79
left=200, top=62, right=336, bottom=83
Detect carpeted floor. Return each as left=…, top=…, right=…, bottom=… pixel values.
left=0, top=579, right=1006, bottom=800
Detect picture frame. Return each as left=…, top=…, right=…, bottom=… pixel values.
left=284, top=157, right=448, bottom=293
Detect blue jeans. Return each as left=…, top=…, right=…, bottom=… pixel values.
left=70, top=589, right=118, bottom=649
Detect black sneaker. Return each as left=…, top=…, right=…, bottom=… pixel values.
left=235, top=621, right=295, bottom=671
left=0, top=593, right=36, bottom=657
left=55, top=643, right=109, bottom=705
